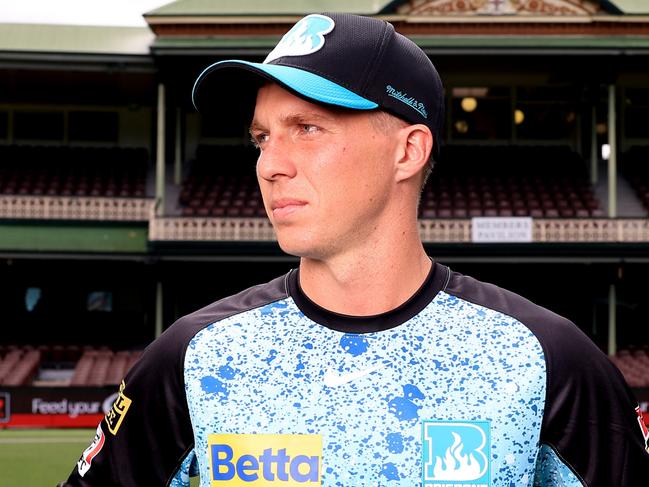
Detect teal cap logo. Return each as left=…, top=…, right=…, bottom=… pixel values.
left=422, top=420, right=491, bottom=486
left=264, top=14, right=335, bottom=64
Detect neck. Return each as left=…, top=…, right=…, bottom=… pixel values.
left=298, top=224, right=431, bottom=316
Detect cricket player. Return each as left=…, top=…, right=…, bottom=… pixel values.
left=62, top=13, right=649, bottom=486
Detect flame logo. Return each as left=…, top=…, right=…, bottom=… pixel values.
left=433, top=432, right=483, bottom=480
left=423, top=421, right=490, bottom=483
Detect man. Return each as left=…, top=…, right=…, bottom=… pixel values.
left=62, top=13, right=648, bottom=486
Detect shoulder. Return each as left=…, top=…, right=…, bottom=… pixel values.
left=442, top=267, right=618, bottom=395
left=443, top=267, right=592, bottom=360
left=135, top=272, right=291, bottom=375
left=171, top=272, right=290, bottom=338
left=444, top=267, right=572, bottom=331
left=443, top=266, right=649, bottom=484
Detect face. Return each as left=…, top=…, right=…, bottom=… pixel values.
left=250, top=83, right=402, bottom=261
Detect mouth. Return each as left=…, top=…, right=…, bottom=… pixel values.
left=271, top=199, right=307, bottom=219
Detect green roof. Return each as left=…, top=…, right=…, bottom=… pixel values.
left=146, top=0, right=395, bottom=16
left=0, top=24, right=154, bottom=55
left=612, top=0, right=649, bottom=14
left=152, top=34, right=649, bottom=53
left=146, top=0, right=649, bottom=16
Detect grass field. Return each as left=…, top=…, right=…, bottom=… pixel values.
left=0, top=428, right=200, bottom=486
left=0, top=428, right=92, bottom=486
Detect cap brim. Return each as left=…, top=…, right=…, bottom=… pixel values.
left=192, top=60, right=378, bottom=115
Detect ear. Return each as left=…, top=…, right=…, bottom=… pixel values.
left=394, top=124, right=433, bottom=183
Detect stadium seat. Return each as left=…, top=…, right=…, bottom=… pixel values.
left=0, top=349, right=24, bottom=383
left=611, top=347, right=649, bottom=388
left=418, top=145, right=602, bottom=219
left=178, top=145, right=264, bottom=218
left=0, top=145, right=149, bottom=199
left=3, top=349, right=41, bottom=386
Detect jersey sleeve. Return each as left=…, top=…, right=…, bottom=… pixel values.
left=58, top=274, right=289, bottom=486
left=59, top=322, right=197, bottom=486
left=533, top=316, right=649, bottom=486
left=444, top=268, right=649, bottom=486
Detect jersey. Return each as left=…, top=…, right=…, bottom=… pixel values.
left=61, top=262, right=649, bottom=486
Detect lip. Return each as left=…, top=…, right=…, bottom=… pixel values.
left=271, top=198, right=307, bottom=219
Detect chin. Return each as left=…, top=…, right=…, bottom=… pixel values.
left=275, top=230, right=324, bottom=259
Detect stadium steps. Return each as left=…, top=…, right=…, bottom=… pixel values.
left=610, top=348, right=649, bottom=388
left=594, top=164, right=647, bottom=217
left=619, top=146, right=649, bottom=216
left=3, top=350, right=41, bottom=386
left=70, top=348, right=143, bottom=386
left=0, top=347, right=42, bottom=386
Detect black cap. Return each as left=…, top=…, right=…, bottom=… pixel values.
left=193, top=13, right=444, bottom=160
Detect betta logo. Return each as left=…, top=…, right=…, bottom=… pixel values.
left=422, top=420, right=491, bottom=486
left=264, top=15, right=335, bottom=64
left=208, top=433, right=321, bottom=485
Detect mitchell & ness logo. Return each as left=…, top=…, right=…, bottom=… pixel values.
left=386, top=85, right=428, bottom=118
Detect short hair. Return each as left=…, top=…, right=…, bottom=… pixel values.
left=369, top=110, right=436, bottom=190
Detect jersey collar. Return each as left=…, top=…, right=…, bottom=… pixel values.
left=288, top=261, right=449, bottom=333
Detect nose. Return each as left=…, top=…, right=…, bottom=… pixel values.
left=256, top=137, right=297, bottom=181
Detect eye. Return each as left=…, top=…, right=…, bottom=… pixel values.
left=250, top=132, right=269, bottom=149
left=301, top=124, right=319, bottom=135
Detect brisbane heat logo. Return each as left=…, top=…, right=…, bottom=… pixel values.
left=264, top=14, right=335, bottom=64
left=422, top=420, right=491, bottom=487
left=208, top=434, right=321, bottom=485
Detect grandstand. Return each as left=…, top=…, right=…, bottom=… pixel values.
left=0, top=146, right=148, bottom=198
left=422, top=145, right=605, bottom=218
left=0, top=345, right=142, bottom=387
left=0, top=0, right=649, bottom=428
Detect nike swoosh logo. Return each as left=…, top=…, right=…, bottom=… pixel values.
left=323, top=364, right=383, bottom=387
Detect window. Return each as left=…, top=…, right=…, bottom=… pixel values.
left=0, top=111, right=8, bottom=140
left=451, top=87, right=511, bottom=140
left=515, top=87, right=578, bottom=140
left=87, top=291, right=113, bottom=312
left=624, top=89, right=649, bottom=139
left=201, top=111, right=246, bottom=138
left=69, top=111, right=118, bottom=142
left=14, top=111, right=64, bottom=140
left=24, top=287, right=42, bottom=312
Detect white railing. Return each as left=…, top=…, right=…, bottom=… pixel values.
left=149, top=216, right=649, bottom=243
left=2, top=200, right=647, bottom=243
left=0, top=196, right=153, bottom=221
left=149, top=216, right=276, bottom=241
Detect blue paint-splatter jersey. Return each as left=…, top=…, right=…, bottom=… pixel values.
left=62, top=263, right=649, bottom=486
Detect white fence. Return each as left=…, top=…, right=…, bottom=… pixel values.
left=0, top=196, right=153, bottom=221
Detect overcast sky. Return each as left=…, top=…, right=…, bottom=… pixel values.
left=0, top=0, right=174, bottom=26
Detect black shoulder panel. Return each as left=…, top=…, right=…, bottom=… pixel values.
left=444, top=268, right=649, bottom=486
left=60, top=272, right=289, bottom=486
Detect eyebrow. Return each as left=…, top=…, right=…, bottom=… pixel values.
left=249, top=111, right=337, bottom=133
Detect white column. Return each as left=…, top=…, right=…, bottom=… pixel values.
left=608, top=85, right=617, bottom=218
left=590, top=105, right=598, bottom=185
left=608, top=283, right=617, bottom=356
left=155, top=281, right=163, bottom=339
left=156, top=83, right=166, bottom=217
left=174, top=107, right=182, bottom=186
